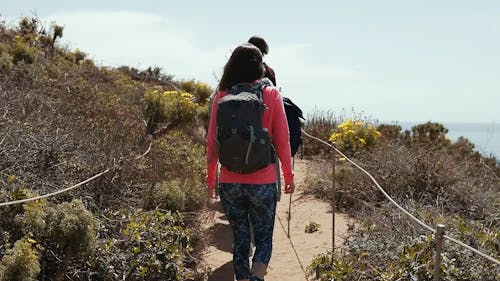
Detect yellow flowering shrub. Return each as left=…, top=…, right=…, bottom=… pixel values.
left=143, top=89, right=197, bottom=132
left=329, top=119, right=381, bottom=154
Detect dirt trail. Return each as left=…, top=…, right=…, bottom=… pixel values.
left=203, top=158, right=354, bottom=281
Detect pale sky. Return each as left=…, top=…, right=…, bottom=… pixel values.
left=2, top=0, right=499, bottom=123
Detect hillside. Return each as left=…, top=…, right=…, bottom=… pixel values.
left=0, top=17, right=212, bottom=280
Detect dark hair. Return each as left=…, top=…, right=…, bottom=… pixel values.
left=218, top=43, right=264, bottom=91
left=248, top=36, right=269, bottom=55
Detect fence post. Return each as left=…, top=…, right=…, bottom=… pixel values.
left=331, top=147, right=336, bottom=254
left=434, top=224, right=446, bottom=281
left=287, top=157, right=294, bottom=238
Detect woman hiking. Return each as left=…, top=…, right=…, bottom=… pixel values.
left=206, top=43, right=295, bottom=281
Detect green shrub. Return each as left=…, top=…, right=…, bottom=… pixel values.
left=305, top=221, right=321, bottom=233
left=407, top=122, right=451, bottom=148
left=0, top=237, right=42, bottom=281
left=0, top=43, right=8, bottom=55
left=303, top=109, right=339, bottom=156
left=11, top=39, right=37, bottom=64
left=0, top=185, right=46, bottom=241
left=303, top=161, right=370, bottom=212
left=16, top=17, right=39, bottom=44
left=90, top=209, right=201, bottom=281
left=377, top=124, right=403, bottom=143
left=178, top=80, right=213, bottom=104
left=146, top=129, right=206, bottom=212
left=45, top=199, right=98, bottom=280
left=310, top=216, right=500, bottom=281
left=380, top=230, right=499, bottom=281
left=46, top=199, right=98, bottom=258
left=150, top=179, right=187, bottom=212
left=143, top=89, right=197, bottom=134
left=17, top=17, right=38, bottom=37
left=73, top=49, right=86, bottom=64
left=14, top=198, right=48, bottom=237
left=449, top=136, right=479, bottom=159
left=307, top=251, right=365, bottom=281
left=38, top=35, right=53, bottom=48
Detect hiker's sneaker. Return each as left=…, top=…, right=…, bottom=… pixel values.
left=250, top=276, right=264, bottom=281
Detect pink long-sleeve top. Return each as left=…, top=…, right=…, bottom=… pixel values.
left=206, top=84, right=294, bottom=188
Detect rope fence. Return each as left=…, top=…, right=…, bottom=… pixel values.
left=0, top=169, right=110, bottom=207
left=0, top=141, right=153, bottom=207
left=301, top=129, right=500, bottom=269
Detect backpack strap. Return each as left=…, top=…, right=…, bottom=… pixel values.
left=228, top=79, right=269, bottom=100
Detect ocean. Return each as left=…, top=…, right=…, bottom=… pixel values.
left=396, top=122, right=499, bottom=159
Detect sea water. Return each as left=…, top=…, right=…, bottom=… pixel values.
left=396, top=122, right=499, bottom=158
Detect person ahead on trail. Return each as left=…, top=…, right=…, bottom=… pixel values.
left=248, top=36, right=276, bottom=86
left=206, top=43, right=295, bottom=281
left=248, top=36, right=304, bottom=158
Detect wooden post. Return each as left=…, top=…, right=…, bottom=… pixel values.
left=331, top=148, right=336, bottom=253
left=287, top=193, right=292, bottom=238
left=287, top=157, right=294, bottom=238
left=434, top=224, right=446, bottom=281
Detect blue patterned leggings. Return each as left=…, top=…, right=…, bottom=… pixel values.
left=219, top=183, right=277, bottom=280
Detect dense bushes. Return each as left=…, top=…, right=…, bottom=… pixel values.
left=84, top=209, right=203, bottom=281
left=308, top=215, right=499, bottom=280
left=0, top=17, right=209, bottom=280
left=304, top=121, right=498, bottom=216
left=303, top=113, right=499, bottom=279
left=0, top=185, right=98, bottom=281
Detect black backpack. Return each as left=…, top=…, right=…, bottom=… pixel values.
left=283, top=97, right=304, bottom=157
left=216, top=81, right=273, bottom=174
left=256, top=78, right=304, bottom=157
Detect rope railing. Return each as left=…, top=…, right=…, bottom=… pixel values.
left=0, top=141, right=153, bottom=207
left=0, top=169, right=111, bottom=207
left=301, top=129, right=500, bottom=267
left=444, top=234, right=500, bottom=266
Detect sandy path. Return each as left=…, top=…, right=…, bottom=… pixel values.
left=203, top=159, right=353, bottom=281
